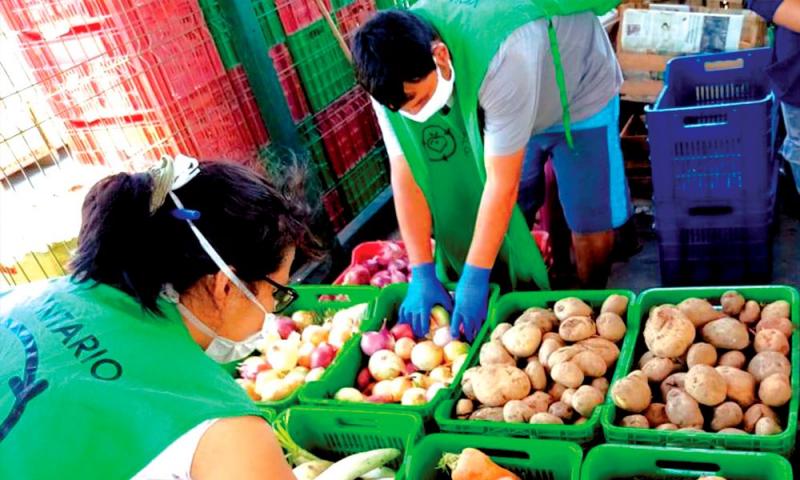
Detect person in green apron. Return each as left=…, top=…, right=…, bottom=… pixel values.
left=0, top=156, right=310, bottom=479
left=352, top=0, right=631, bottom=340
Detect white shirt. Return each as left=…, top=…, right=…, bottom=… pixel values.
left=132, top=419, right=219, bottom=480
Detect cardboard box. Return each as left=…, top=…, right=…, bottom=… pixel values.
left=620, top=112, right=652, bottom=199
left=617, top=2, right=767, bottom=103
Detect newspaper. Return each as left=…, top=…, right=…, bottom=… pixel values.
left=621, top=8, right=744, bottom=54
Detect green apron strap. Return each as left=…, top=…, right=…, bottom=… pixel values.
left=546, top=18, right=574, bottom=149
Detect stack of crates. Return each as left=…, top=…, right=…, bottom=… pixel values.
left=1, top=0, right=263, bottom=169
left=646, top=48, right=779, bottom=286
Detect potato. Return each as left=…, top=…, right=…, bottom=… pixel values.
left=755, top=417, right=782, bottom=435
left=572, top=351, right=607, bottom=378
left=642, top=357, right=676, bottom=383
left=721, top=291, right=746, bottom=316
left=698, top=477, right=726, bottom=480
left=621, top=414, right=650, bottom=429
left=718, top=351, right=747, bottom=369
left=665, top=389, right=704, bottom=428
left=490, top=323, right=513, bottom=342
left=639, top=351, right=657, bottom=369
left=592, top=377, right=610, bottom=395
left=501, top=324, right=543, bottom=358
left=628, top=369, right=648, bottom=384
left=601, top=294, right=629, bottom=316
left=596, top=312, right=627, bottom=342
left=715, top=366, right=756, bottom=408
left=739, top=300, right=761, bottom=325
left=539, top=337, right=566, bottom=369
left=547, top=346, right=585, bottom=369
left=469, top=407, right=504, bottom=422
left=761, top=300, right=790, bottom=322
left=529, top=412, right=563, bottom=425
left=687, top=343, right=717, bottom=368
left=560, top=388, right=577, bottom=406
left=758, top=373, right=792, bottom=407
left=702, top=317, right=750, bottom=350
left=548, top=383, right=568, bottom=402
left=480, top=341, right=515, bottom=367
left=679, top=298, right=725, bottom=327
left=559, top=316, right=596, bottom=342
left=754, top=329, right=790, bottom=355
left=678, top=427, right=704, bottom=432
left=456, top=398, right=474, bottom=416
left=611, top=374, right=652, bottom=413
left=748, top=352, right=791, bottom=382
left=551, top=362, right=584, bottom=389
left=660, top=373, right=687, bottom=400
left=711, top=402, right=743, bottom=431
left=554, top=297, right=593, bottom=322
left=656, top=423, right=679, bottom=431
left=685, top=365, right=727, bottom=406
left=572, top=385, right=604, bottom=417
left=756, top=317, right=794, bottom=338
left=644, top=306, right=696, bottom=358
left=743, top=404, right=779, bottom=433
left=548, top=401, right=574, bottom=421
left=522, top=391, right=553, bottom=414
left=718, top=428, right=747, bottom=435
left=644, top=403, right=669, bottom=427
left=503, top=400, right=535, bottom=423
left=578, top=337, right=621, bottom=366
left=471, top=365, right=531, bottom=407
left=524, top=359, right=547, bottom=391
left=515, top=308, right=556, bottom=333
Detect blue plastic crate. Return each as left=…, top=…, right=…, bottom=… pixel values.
left=646, top=48, right=779, bottom=206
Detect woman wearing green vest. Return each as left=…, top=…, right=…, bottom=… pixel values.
left=0, top=157, right=306, bottom=479
left=352, top=0, right=630, bottom=340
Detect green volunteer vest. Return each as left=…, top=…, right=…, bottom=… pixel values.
left=387, top=0, right=618, bottom=291
left=0, top=277, right=261, bottom=479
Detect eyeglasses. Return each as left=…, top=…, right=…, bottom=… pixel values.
left=263, top=276, right=299, bottom=314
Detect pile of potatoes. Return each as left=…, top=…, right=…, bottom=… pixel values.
left=611, top=292, right=794, bottom=435
left=455, top=295, right=629, bottom=425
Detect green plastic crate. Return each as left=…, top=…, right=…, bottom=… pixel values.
left=259, top=407, right=276, bottom=424
left=298, top=118, right=337, bottom=193
left=340, top=147, right=390, bottom=214
left=205, top=16, right=240, bottom=69
left=401, top=433, right=582, bottom=480
left=332, top=0, right=356, bottom=9
left=435, top=290, right=636, bottom=444
left=252, top=0, right=286, bottom=48
left=581, top=444, right=793, bottom=479
left=278, top=406, right=423, bottom=472
left=287, top=20, right=356, bottom=112
left=300, top=282, right=500, bottom=419
left=248, top=284, right=379, bottom=412
left=601, top=286, right=800, bottom=456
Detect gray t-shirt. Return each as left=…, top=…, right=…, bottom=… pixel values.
left=375, top=12, right=623, bottom=158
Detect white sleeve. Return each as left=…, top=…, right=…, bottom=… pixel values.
left=480, top=30, right=545, bottom=157
left=132, top=418, right=220, bottom=480
left=371, top=98, right=404, bottom=159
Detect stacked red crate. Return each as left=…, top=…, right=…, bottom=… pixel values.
left=275, top=0, right=333, bottom=36
left=336, top=0, right=376, bottom=41
left=228, top=65, right=270, bottom=147
left=315, top=88, right=380, bottom=178
left=269, top=43, right=310, bottom=122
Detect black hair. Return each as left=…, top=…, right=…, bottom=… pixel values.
left=352, top=9, right=438, bottom=111
left=71, top=161, right=317, bottom=314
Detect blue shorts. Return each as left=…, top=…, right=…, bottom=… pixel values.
left=518, top=96, right=633, bottom=234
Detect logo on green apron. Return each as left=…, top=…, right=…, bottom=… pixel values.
left=422, top=125, right=457, bottom=162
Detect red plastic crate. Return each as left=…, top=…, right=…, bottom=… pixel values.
left=322, top=187, right=349, bottom=232
left=335, top=0, right=376, bottom=41
left=228, top=65, right=270, bottom=147
left=315, top=88, right=381, bottom=178
left=275, top=0, right=333, bottom=36
left=269, top=43, right=310, bottom=122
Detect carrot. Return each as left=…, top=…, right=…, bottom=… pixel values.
left=438, top=448, right=520, bottom=480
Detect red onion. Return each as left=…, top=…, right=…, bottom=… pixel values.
left=387, top=258, right=409, bottom=273
left=360, top=321, right=395, bottom=356
left=370, top=271, right=393, bottom=288
left=356, top=367, right=373, bottom=391
left=343, top=264, right=371, bottom=285
left=389, top=270, right=407, bottom=284
left=432, top=327, right=453, bottom=347
left=364, top=257, right=381, bottom=275
left=405, top=360, right=419, bottom=374
left=310, top=343, right=336, bottom=369
left=390, top=323, right=414, bottom=340
left=367, top=394, right=393, bottom=404
left=378, top=242, right=405, bottom=266
left=268, top=316, right=297, bottom=339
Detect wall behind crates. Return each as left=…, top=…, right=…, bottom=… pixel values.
left=201, top=0, right=402, bottom=233
left=0, top=0, right=270, bottom=288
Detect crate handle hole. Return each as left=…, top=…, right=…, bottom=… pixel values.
left=336, top=417, right=378, bottom=428
left=683, top=114, right=728, bottom=127
left=318, top=294, right=351, bottom=302
left=688, top=205, right=733, bottom=216
left=655, top=460, right=721, bottom=473
left=704, top=58, right=744, bottom=72
left=480, top=448, right=531, bottom=461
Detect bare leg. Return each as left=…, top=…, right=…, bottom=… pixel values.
left=573, top=230, right=615, bottom=288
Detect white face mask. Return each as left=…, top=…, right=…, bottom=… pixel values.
left=399, top=56, right=455, bottom=123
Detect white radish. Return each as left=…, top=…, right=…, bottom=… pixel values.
left=292, top=460, right=332, bottom=480
left=314, top=448, right=400, bottom=480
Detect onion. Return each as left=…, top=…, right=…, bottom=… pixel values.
left=370, top=271, right=393, bottom=288
left=334, top=387, right=365, bottom=402
left=405, top=361, right=419, bottom=375
left=327, top=324, right=352, bottom=349
left=401, top=387, right=428, bottom=406
left=268, top=316, right=297, bottom=340
left=357, top=367, right=373, bottom=390
left=266, top=339, right=299, bottom=372
left=387, top=258, right=409, bottom=273
left=367, top=394, right=393, bottom=403
left=378, top=242, right=405, bottom=266
left=430, top=305, right=451, bottom=330
left=389, top=270, right=407, bottom=284
left=237, top=356, right=269, bottom=380
left=372, top=380, right=394, bottom=399
left=452, top=354, right=468, bottom=375
left=306, top=367, right=326, bottom=382
left=390, top=376, right=414, bottom=402
left=368, top=350, right=405, bottom=381
left=409, top=372, right=431, bottom=389
left=297, top=342, right=315, bottom=369
left=429, top=365, right=453, bottom=385
left=411, top=341, right=444, bottom=371
left=235, top=378, right=259, bottom=400
left=360, top=321, right=395, bottom=356
left=444, top=341, right=470, bottom=363
left=364, top=257, right=382, bottom=275
left=432, top=327, right=453, bottom=347
left=343, top=264, right=371, bottom=285
left=426, top=383, right=447, bottom=402
left=394, top=337, right=416, bottom=360
left=310, top=343, right=336, bottom=369
left=301, top=325, right=328, bottom=346
left=291, top=311, right=317, bottom=330
left=390, top=323, right=414, bottom=340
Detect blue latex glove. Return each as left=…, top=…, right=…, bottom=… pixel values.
left=450, top=264, right=491, bottom=342
left=399, top=262, right=454, bottom=337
